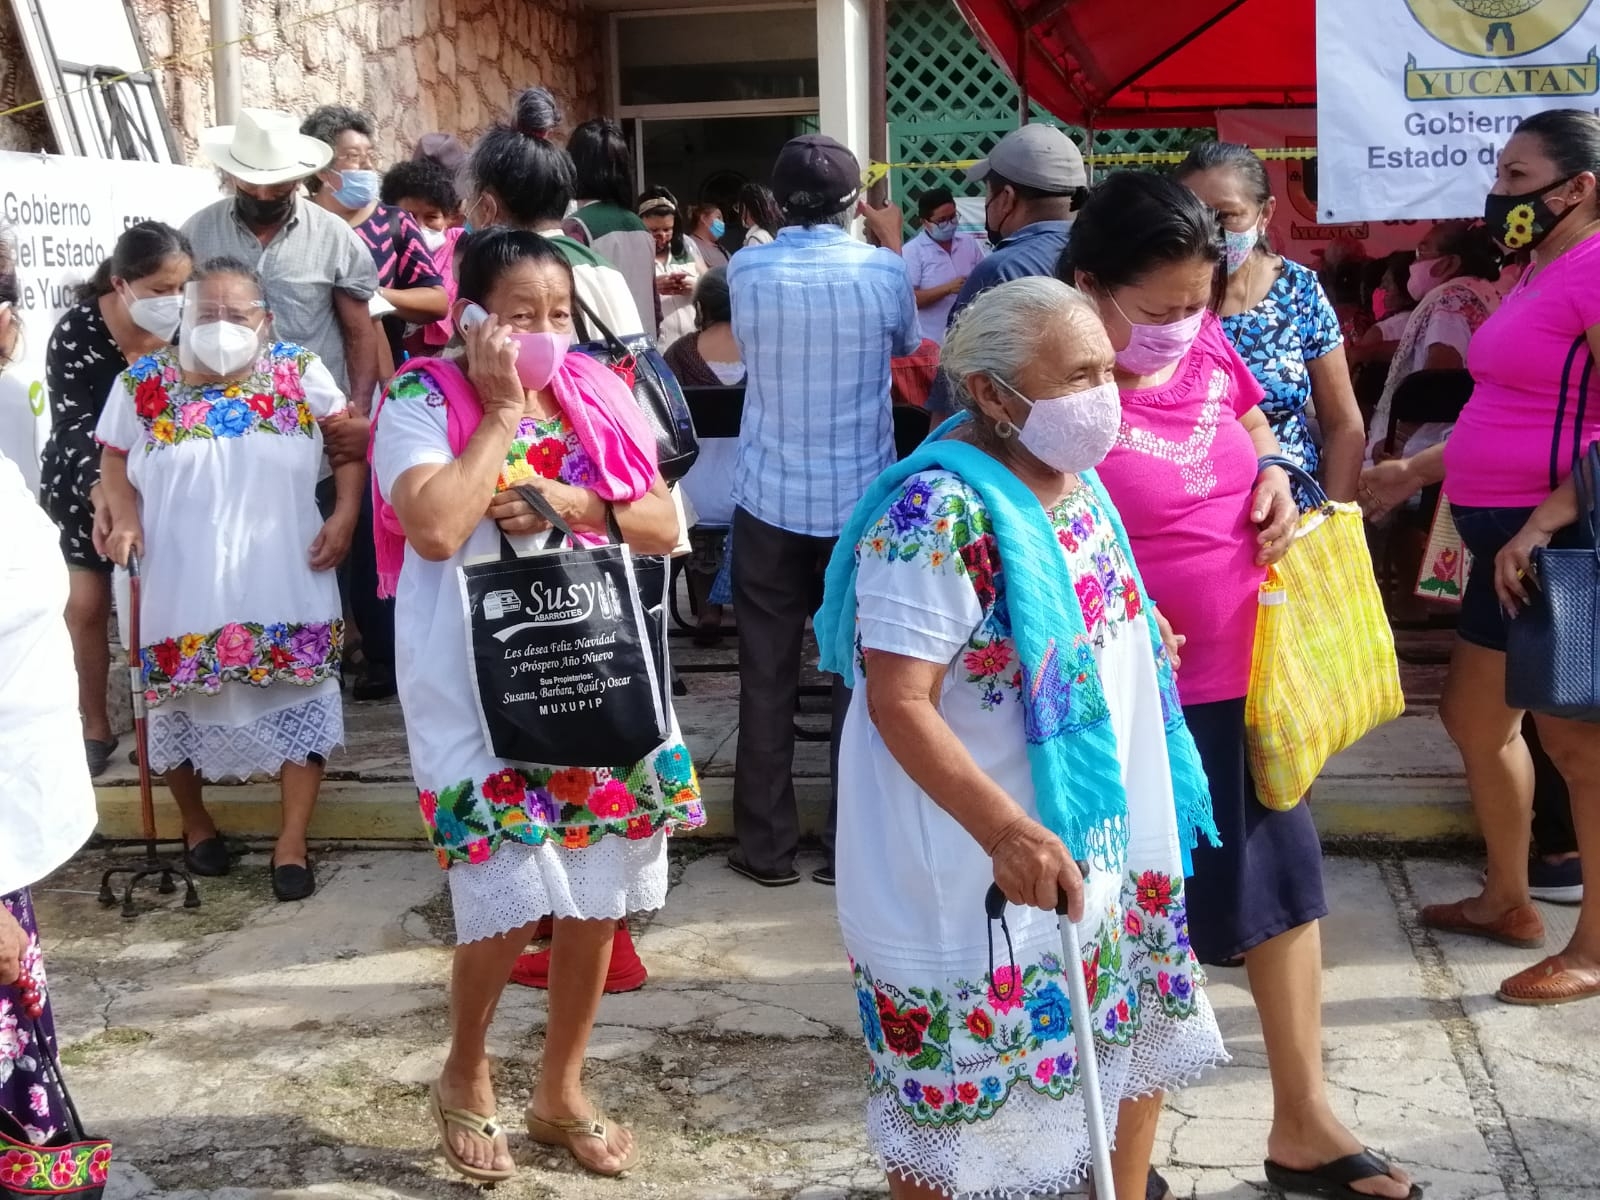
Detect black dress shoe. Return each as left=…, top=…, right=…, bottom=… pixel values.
left=84, top=737, right=119, bottom=777
left=812, top=863, right=836, bottom=886
left=727, top=852, right=801, bottom=888
left=352, top=662, right=397, bottom=702
left=184, top=836, right=232, bottom=877
left=270, top=858, right=316, bottom=902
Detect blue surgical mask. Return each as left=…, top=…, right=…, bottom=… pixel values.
left=709, top=218, right=726, bottom=239
left=332, top=168, right=381, bottom=210
left=928, top=218, right=958, bottom=244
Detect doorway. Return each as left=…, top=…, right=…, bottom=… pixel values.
left=636, top=114, right=817, bottom=253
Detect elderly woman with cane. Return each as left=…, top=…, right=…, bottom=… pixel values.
left=818, top=276, right=1225, bottom=1200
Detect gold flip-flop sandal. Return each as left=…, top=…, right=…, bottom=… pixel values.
left=430, top=1081, right=516, bottom=1184
left=526, top=1107, right=640, bottom=1177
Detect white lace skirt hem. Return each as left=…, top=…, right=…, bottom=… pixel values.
left=865, top=993, right=1226, bottom=1200
left=146, top=685, right=344, bottom=781
left=448, top=830, right=669, bottom=944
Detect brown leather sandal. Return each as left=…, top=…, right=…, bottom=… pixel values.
left=526, top=1107, right=639, bottom=1177
left=1498, top=955, right=1600, bottom=1006
left=1419, top=899, right=1545, bottom=949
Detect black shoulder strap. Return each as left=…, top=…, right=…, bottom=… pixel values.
left=1551, top=334, right=1588, bottom=490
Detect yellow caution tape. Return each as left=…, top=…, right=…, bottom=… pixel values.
left=863, top=145, right=1317, bottom=185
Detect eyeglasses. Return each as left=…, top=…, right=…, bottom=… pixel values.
left=332, top=149, right=378, bottom=170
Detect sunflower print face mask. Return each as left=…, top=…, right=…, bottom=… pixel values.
left=1485, top=175, right=1581, bottom=252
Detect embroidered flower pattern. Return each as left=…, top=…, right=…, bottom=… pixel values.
left=139, top=619, right=342, bottom=706
left=847, top=870, right=1203, bottom=1128
left=420, top=750, right=705, bottom=868
left=120, top=344, right=318, bottom=451
left=494, top=411, right=599, bottom=493
left=856, top=474, right=1147, bottom=702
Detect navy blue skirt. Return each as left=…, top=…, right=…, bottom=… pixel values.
left=1182, top=697, right=1329, bottom=964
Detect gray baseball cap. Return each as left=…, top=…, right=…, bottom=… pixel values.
left=967, top=124, right=1087, bottom=193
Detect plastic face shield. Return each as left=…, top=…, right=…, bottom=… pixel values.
left=178, top=277, right=269, bottom=377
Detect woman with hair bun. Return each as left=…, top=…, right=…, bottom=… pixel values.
left=461, top=89, right=646, bottom=340
left=1065, top=171, right=1419, bottom=1200
left=38, top=220, right=193, bottom=778
left=1178, top=142, right=1366, bottom=503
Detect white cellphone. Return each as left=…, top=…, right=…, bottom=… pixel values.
left=459, top=302, right=491, bottom=331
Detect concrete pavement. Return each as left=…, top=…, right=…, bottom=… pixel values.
left=27, top=844, right=1598, bottom=1200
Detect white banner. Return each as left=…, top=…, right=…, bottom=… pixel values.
left=1317, top=0, right=1600, bottom=222
left=1217, top=110, right=1429, bottom=265
left=0, top=152, right=219, bottom=489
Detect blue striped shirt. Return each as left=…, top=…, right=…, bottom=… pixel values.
left=729, top=225, right=920, bottom=537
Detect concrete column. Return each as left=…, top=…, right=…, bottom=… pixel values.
left=816, top=0, right=872, bottom=166
left=210, top=0, right=241, bottom=125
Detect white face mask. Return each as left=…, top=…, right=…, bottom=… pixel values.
left=998, top=377, right=1122, bottom=475
left=123, top=291, right=184, bottom=341
left=418, top=225, right=448, bottom=253
left=188, top=321, right=261, bottom=376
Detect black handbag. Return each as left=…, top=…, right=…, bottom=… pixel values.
left=460, top=486, right=671, bottom=767
left=572, top=297, right=700, bottom=483
left=0, top=1007, right=111, bottom=1199
left=1506, top=440, right=1600, bottom=721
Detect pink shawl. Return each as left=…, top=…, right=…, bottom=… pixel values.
left=370, top=351, right=658, bottom=597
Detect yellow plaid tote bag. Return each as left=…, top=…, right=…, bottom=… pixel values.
left=1246, top=458, right=1405, bottom=810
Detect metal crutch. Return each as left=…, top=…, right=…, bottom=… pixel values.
left=986, top=868, right=1116, bottom=1200
left=98, top=549, right=202, bottom=918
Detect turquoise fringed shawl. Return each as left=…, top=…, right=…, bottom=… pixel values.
left=816, top=417, right=1218, bottom=871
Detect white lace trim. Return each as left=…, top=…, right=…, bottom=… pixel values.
left=864, top=990, right=1226, bottom=1199
left=146, top=691, right=344, bottom=781
left=447, top=830, right=669, bottom=943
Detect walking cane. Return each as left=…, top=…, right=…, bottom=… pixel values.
left=986, top=869, right=1116, bottom=1200
left=98, top=549, right=202, bottom=918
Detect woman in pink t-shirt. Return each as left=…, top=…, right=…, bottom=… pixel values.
left=1365, top=110, right=1600, bottom=1008
left=1066, top=173, right=1421, bottom=1200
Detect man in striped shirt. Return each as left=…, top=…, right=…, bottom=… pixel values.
left=726, top=135, right=920, bottom=889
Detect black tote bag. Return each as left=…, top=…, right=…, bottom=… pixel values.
left=460, top=486, right=670, bottom=767
left=1506, top=441, right=1600, bottom=721
left=572, top=296, right=700, bottom=483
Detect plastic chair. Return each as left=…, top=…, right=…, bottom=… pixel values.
left=1383, top=368, right=1473, bottom=455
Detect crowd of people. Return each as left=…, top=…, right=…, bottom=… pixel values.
left=1, top=84, right=1598, bottom=1200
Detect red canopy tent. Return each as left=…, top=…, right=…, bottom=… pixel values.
left=952, top=0, right=1316, bottom=129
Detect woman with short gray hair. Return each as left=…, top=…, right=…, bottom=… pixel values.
left=818, top=276, right=1225, bottom=1200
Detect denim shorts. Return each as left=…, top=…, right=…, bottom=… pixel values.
left=1449, top=503, right=1581, bottom=652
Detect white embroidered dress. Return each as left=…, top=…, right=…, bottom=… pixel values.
left=94, top=344, right=346, bottom=780
left=835, top=471, right=1225, bottom=1199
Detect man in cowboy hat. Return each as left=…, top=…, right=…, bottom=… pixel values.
left=182, top=108, right=380, bottom=422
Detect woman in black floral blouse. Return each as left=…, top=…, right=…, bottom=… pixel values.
left=39, top=221, right=191, bottom=776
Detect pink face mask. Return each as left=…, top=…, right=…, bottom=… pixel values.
left=1109, top=295, right=1206, bottom=376
left=510, top=331, right=569, bottom=391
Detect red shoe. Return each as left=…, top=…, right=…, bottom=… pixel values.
left=508, top=922, right=648, bottom=993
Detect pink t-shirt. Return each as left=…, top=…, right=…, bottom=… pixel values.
left=1445, top=234, right=1600, bottom=507
left=1095, top=314, right=1268, bottom=706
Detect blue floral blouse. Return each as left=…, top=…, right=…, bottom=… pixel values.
left=1218, top=259, right=1342, bottom=477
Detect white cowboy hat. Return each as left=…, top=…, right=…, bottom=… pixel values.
left=199, top=108, right=333, bottom=186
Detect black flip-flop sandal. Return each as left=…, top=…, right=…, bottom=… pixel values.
left=1265, top=1150, right=1422, bottom=1199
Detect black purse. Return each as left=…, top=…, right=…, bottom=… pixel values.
left=1506, top=440, right=1600, bottom=722
left=460, top=486, right=672, bottom=767
left=572, top=297, right=700, bottom=483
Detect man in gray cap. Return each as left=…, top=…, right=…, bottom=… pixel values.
left=924, top=122, right=1088, bottom=415
left=725, top=134, right=919, bottom=890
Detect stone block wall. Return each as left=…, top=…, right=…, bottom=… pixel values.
left=66, top=0, right=604, bottom=164
left=0, top=2, right=53, bottom=152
